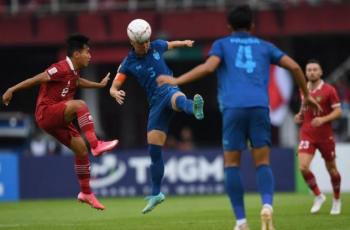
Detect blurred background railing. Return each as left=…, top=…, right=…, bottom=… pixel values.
left=0, top=0, right=348, bottom=15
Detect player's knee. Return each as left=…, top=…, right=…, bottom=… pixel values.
left=75, top=100, right=87, bottom=109
left=223, top=154, right=240, bottom=167
left=66, top=100, right=87, bottom=112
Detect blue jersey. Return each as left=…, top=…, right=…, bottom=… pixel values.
left=118, top=39, right=178, bottom=106
left=209, top=32, right=285, bottom=109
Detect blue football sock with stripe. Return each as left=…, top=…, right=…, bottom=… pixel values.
left=175, top=95, right=194, bottom=115
left=225, top=167, right=246, bottom=220
left=149, top=144, right=164, bottom=196
left=256, top=164, right=274, bottom=206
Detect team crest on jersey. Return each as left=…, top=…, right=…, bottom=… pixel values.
left=153, top=51, right=160, bottom=60
left=316, top=96, right=322, bottom=102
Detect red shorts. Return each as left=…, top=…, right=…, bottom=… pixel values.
left=298, top=137, right=336, bottom=161
left=35, top=102, right=80, bottom=147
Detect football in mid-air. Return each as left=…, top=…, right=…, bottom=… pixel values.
left=127, top=19, right=152, bottom=43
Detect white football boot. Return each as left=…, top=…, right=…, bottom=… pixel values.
left=330, top=198, right=341, bottom=215
left=310, top=194, right=326, bottom=214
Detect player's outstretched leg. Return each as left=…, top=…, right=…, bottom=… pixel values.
left=74, top=152, right=105, bottom=210
left=173, top=93, right=204, bottom=120
left=142, top=144, right=165, bottom=214
left=142, top=192, right=165, bottom=214
left=75, top=102, right=119, bottom=156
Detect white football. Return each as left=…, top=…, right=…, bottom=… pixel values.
left=127, top=19, right=152, bottom=43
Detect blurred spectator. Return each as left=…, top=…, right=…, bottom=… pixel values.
left=164, top=134, right=178, bottom=150
left=178, top=126, right=195, bottom=151
left=164, top=127, right=195, bottom=151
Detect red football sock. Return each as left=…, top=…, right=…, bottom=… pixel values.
left=330, top=171, right=341, bottom=199
left=302, top=170, right=321, bottom=196
left=75, top=154, right=91, bottom=194
left=77, top=105, right=98, bottom=148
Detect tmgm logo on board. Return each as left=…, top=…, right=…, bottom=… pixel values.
left=90, top=154, right=223, bottom=189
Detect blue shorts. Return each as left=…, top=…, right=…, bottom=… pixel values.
left=147, top=87, right=180, bottom=133
left=222, top=107, right=271, bottom=151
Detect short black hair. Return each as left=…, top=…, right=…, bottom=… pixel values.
left=306, top=59, right=322, bottom=67
left=66, top=34, right=90, bottom=57
left=227, top=5, right=254, bottom=31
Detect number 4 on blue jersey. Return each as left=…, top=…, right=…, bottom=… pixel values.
left=235, top=45, right=256, bottom=74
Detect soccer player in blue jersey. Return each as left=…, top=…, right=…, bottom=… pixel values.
left=157, top=5, right=320, bottom=230
left=109, top=19, right=204, bottom=214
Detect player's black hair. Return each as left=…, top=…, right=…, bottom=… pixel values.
left=66, top=34, right=90, bottom=57
left=306, top=59, right=322, bottom=67
left=227, top=5, right=254, bottom=31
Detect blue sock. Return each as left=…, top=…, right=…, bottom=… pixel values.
left=148, top=144, right=164, bottom=196
left=175, top=95, right=194, bottom=115
left=225, top=167, right=246, bottom=220
left=256, top=164, right=274, bottom=206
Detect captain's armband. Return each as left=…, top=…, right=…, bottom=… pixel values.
left=113, top=73, right=126, bottom=85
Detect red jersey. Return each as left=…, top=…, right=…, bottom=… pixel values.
left=300, top=81, right=340, bottom=141
left=35, top=57, right=79, bottom=120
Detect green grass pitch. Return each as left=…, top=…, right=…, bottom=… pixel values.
left=0, top=193, right=349, bottom=230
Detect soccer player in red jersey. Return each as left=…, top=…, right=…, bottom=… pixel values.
left=295, top=59, right=342, bottom=215
left=2, top=34, right=118, bottom=210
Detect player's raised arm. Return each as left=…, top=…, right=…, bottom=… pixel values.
left=279, top=55, right=322, bottom=112
left=167, top=40, right=194, bottom=50
left=78, top=72, right=110, bottom=89
left=2, top=72, right=50, bottom=106
left=110, top=73, right=126, bottom=105
left=157, top=55, right=221, bottom=86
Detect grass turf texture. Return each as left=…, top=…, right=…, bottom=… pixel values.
left=0, top=193, right=349, bottom=230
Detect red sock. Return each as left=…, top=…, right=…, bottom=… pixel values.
left=302, top=170, right=321, bottom=196
left=77, top=105, right=98, bottom=148
left=330, top=171, right=341, bottom=199
left=75, top=154, right=91, bottom=194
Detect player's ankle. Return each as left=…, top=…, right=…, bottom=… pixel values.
left=236, top=218, right=247, bottom=226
